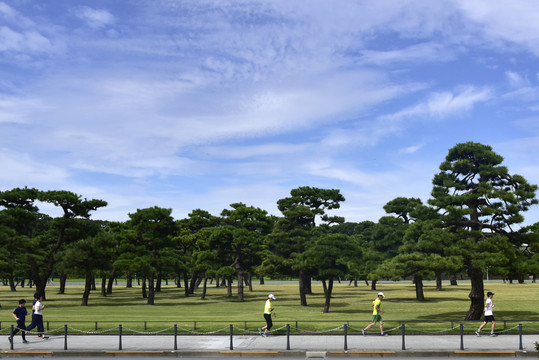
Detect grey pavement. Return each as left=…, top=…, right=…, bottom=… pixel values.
left=2, top=333, right=538, bottom=358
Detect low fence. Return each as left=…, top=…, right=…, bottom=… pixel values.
left=2, top=320, right=538, bottom=352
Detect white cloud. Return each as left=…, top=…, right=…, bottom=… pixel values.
left=383, top=86, right=493, bottom=122
left=72, top=6, right=114, bottom=29
left=456, top=0, right=539, bottom=55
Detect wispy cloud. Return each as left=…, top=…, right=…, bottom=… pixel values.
left=71, top=6, right=114, bottom=29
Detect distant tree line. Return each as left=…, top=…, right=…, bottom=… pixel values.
left=1, top=142, right=538, bottom=320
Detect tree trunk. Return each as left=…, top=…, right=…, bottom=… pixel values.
left=147, top=274, right=155, bottom=305
left=305, top=274, right=312, bottom=294
left=226, top=276, right=233, bottom=297
left=59, top=273, right=67, bottom=294
left=259, top=275, right=264, bottom=285
left=91, top=275, right=96, bottom=291
left=189, top=271, right=197, bottom=294
left=183, top=272, right=189, bottom=297
left=298, top=269, right=308, bottom=306
left=81, top=271, right=92, bottom=306
left=371, top=279, right=377, bottom=291
left=200, top=277, right=208, bottom=300
left=101, top=275, right=107, bottom=296
left=9, top=274, right=16, bottom=291
left=414, top=274, right=425, bottom=301
left=142, top=276, right=147, bottom=299
left=322, top=277, right=334, bottom=313
left=449, top=273, right=458, bottom=286
left=156, top=272, right=162, bottom=292
left=126, top=271, right=132, bottom=288
left=236, top=268, right=244, bottom=302
left=435, top=272, right=443, bottom=291
left=106, top=267, right=116, bottom=295
left=465, top=265, right=484, bottom=320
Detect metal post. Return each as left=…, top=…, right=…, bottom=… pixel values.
left=10, top=325, right=14, bottom=350
left=344, top=324, right=348, bottom=351
left=64, top=324, right=68, bottom=350
left=286, top=324, right=290, bottom=350
left=460, top=324, right=464, bottom=350
left=518, top=324, right=523, bottom=350
left=174, top=324, right=178, bottom=350
left=119, top=324, right=123, bottom=350
left=229, top=324, right=234, bottom=350
left=402, top=323, right=406, bottom=350
left=95, top=321, right=98, bottom=331
left=144, top=321, right=147, bottom=331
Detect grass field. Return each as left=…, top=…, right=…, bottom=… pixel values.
left=1, top=280, right=538, bottom=334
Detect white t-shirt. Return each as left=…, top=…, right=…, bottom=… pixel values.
left=484, top=298, right=493, bottom=316
left=34, top=300, right=43, bottom=315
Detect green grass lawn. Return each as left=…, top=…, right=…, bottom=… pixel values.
left=1, top=280, right=538, bottom=334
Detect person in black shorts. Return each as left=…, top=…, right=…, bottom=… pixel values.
left=475, top=291, right=496, bottom=336
left=8, top=299, right=29, bottom=344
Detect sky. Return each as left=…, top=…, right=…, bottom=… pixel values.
left=1, top=0, right=539, bottom=226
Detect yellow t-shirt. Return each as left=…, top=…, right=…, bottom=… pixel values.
left=264, top=299, right=273, bottom=315
left=372, top=298, right=381, bottom=315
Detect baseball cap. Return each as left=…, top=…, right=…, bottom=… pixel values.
left=487, top=291, right=494, bottom=296
left=378, top=292, right=385, bottom=298
left=268, top=294, right=276, bottom=299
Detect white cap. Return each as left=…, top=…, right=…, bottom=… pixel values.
left=378, top=292, right=385, bottom=298
left=268, top=294, right=276, bottom=299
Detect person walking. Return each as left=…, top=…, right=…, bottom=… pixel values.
left=475, top=291, right=496, bottom=336
left=362, top=292, right=387, bottom=336
left=8, top=299, right=29, bottom=344
left=258, top=294, right=276, bottom=337
left=25, top=293, right=48, bottom=339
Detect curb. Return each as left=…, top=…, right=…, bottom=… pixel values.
left=1, top=350, right=537, bottom=358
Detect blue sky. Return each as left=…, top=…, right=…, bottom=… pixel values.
left=1, top=0, right=539, bottom=226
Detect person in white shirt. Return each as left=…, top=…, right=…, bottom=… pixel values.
left=475, top=291, right=496, bottom=336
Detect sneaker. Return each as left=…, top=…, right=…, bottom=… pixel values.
left=258, top=328, right=263, bottom=336
left=475, top=330, right=481, bottom=337
left=381, top=332, right=388, bottom=336
left=490, top=333, right=497, bottom=337
left=263, top=334, right=268, bottom=337
left=8, top=336, right=13, bottom=344
left=362, top=329, right=366, bottom=336
left=38, top=335, right=49, bottom=339
left=23, top=340, right=29, bottom=344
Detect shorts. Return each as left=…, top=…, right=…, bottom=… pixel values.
left=371, top=314, right=382, bottom=322
left=483, top=315, right=495, bottom=322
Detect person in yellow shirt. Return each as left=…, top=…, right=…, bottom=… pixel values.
left=258, top=294, right=275, bottom=337
left=362, top=292, right=387, bottom=336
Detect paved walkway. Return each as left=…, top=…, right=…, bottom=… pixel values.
left=3, top=333, right=538, bottom=357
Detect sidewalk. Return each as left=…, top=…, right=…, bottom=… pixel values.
left=3, top=333, right=538, bottom=357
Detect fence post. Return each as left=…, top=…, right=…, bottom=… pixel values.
left=344, top=324, right=348, bottom=351
left=174, top=324, right=178, bottom=350
left=229, top=324, right=234, bottom=350
left=64, top=324, right=68, bottom=350
left=286, top=324, right=290, bottom=350
left=95, top=321, right=98, bottom=331
left=459, top=323, right=464, bottom=350
left=10, top=325, right=14, bottom=350
left=401, top=323, right=406, bottom=350
left=119, top=324, right=122, bottom=350
left=518, top=324, right=523, bottom=350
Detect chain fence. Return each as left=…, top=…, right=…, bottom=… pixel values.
left=2, top=320, right=538, bottom=352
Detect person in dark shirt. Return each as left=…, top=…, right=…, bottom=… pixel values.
left=9, top=299, right=29, bottom=344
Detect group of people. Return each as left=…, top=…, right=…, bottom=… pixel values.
left=8, top=289, right=497, bottom=343
left=8, top=292, right=48, bottom=344
left=258, top=291, right=497, bottom=337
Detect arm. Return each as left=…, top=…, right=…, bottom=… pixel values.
left=12, top=313, right=19, bottom=321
